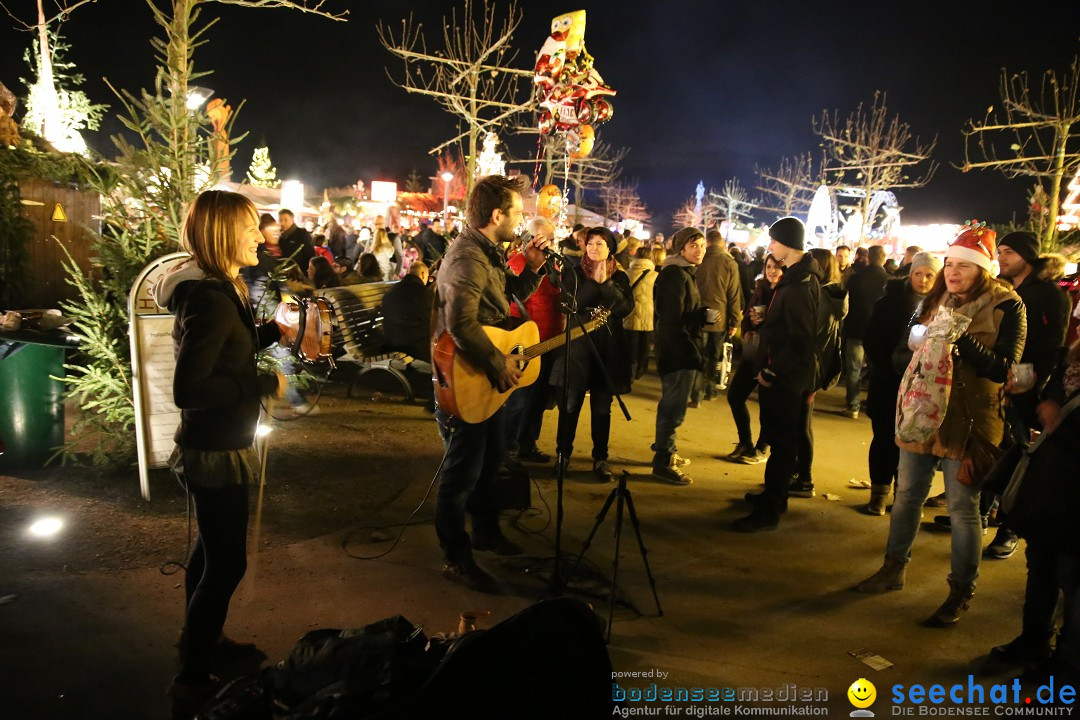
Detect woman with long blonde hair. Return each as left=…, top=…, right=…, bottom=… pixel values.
left=152, top=190, right=285, bottom=714
left=369, top=226, right=403, bottom=280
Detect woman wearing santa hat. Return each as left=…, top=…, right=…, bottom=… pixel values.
left=855, top=222, right=1027, bottom=627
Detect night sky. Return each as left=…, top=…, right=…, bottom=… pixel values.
left=2, top=0, right=1079, bottom=229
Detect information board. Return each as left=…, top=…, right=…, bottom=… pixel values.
left=129, top=252, right=190, bottom=500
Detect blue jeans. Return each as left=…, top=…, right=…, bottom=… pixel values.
left=504, top=354, right=554, bottom=455
left=886, top=450, right=982, bottom=586
left=270, top=343, right=306, bottom=407
left=652, top=369, right=696, bottom=468
left=434, top=408, right=504, bottom=564
left=843, top=338, right=866, bottom=413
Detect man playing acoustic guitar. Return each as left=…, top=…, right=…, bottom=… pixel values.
left=431, top=175, right=553, bottom=593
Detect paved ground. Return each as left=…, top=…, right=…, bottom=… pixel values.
left=0, top=372, right=1045, bottom=718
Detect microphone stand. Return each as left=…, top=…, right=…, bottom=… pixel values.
left=537, top=256, right=632, bottom=598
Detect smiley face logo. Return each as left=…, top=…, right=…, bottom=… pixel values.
left=847, top=678, right=877, bottom=709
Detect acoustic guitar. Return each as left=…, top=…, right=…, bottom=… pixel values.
left=432, top=309, right=610, bottom=423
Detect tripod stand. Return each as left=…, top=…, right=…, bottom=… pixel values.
left=569, top=470, right=662, bottom=642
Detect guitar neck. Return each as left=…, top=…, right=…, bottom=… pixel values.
left=523, top=320, right=603, bottom=360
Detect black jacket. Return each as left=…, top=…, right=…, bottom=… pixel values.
left=549, top=264, right=634, bottom=394
left=864, top=278, right=923, bottom=421
left=759, top=253, right=820, bottom=394
left=382, top=274, right=436, bottom=362
left=279, top=225, right=316, bottom=273
left=845, top=264, right=890, bottom=340
left=154, top=268, right=280, bottom=451
left=1014, top=267, right=1072, bottom=389
left=654, top=257, right=707, bottom=375
left=414, top=227, right=448, bottom=266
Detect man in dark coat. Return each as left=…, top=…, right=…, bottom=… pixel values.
left=414, top=219, right=449, bottom=266
left=842, top=244, right=890, bottom=418
left=650, top=227, right=709, bottom=486
left=690, top=229, right=743, bottom=404
left=735, top=217, right=820, bottom=532
left=987, top=231, right=1073, bottom=560
left=382, top=262, right=435, bottom=362
left=278, top=209, right=316, bottom=273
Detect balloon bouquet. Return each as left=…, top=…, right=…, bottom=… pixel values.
left=532, top=10, right=616, bottom=229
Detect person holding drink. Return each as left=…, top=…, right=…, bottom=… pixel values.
left=722, top=253, right=783, bottom=464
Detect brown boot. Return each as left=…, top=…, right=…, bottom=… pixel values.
left=924, top=579, right=974, bottom=627
left=854, top=556, right=906, bottom=593
left=863, top=486, right=890, bottom=516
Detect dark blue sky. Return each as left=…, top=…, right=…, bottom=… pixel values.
left=2, top=0, right=1079, bottom=229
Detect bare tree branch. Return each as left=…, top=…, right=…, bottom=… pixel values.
left=959, top=58, right=1080, bottom=249
left=2, top=0, right=344, bottom=28
left=813, top=91, right=936, bottom=241
left=377, top=0, right=534, bottom=195
left=756, top=153, right=817, bottom=217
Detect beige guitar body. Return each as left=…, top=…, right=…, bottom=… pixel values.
left=432, top=321, right=541, bottom=423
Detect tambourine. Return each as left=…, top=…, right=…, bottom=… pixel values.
left=273, top=297, right=335, bottom=367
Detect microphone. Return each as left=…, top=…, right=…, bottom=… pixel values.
left=519, top=230, right=567, bottom=263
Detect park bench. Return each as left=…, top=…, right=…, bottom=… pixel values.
left=314, top=281, right=419, bottom=401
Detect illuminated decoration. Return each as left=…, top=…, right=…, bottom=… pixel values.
left=246, top=146, right=280, bottom=189
left=474, top=133, right=506, bottom=178
left=894, top=223, right=962, bottom=253
left=803, top=185, right=900, bottom=246
left=280, top=180, right=305, bottom=214
left=21, top=26, right=107, bottom=156
left=440, top=171, right=454, bottom=224
left=1057, top=167, right=1080, bottom=231
left=805, top=185, right=838, bottom=243
left=370, top=181, right=397, bottom=204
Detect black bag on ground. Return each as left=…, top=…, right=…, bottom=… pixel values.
left=274, top=615, right=439, bottom=718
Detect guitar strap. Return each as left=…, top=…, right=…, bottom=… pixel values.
left=511, top=294, right=532, bottom=324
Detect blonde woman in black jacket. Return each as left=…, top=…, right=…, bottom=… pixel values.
left=152, top=190, right=284, bottom=714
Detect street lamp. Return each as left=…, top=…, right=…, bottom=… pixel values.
left=186, top=86, right=214, bottom=111
left=440, top=171, right=454, bottom=227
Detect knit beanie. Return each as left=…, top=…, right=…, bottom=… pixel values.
left=909, top=251, right=942, bottom=274
left=946, top=222, right=996, bottom=272
left=769, top=217, right=805, bottom=250
left=997, top=231, right=1040, bottom=266
left=670, top=227, right=704, bottom=254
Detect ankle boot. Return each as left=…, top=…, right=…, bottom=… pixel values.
left=855, top=556, right=906, bottom=593
left=925, top=579, right=974, bottom=627
left=864, top=486, right=890, bottom=516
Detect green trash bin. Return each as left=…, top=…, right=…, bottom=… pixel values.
left=0, top=342, right=66, bottom=469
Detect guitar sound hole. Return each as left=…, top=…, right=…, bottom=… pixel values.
left=511, top=345, right=528, bottom=371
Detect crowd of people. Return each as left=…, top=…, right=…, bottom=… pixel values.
left=158, top=180, right=1080, bottom=715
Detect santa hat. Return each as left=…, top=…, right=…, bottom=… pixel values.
left=946, top=221, right=996, bottom=272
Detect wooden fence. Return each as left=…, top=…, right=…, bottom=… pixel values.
left=16, top=179, right=100, bottom=309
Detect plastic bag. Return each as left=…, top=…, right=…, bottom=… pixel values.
left=895, top=308, right=972, bottom=444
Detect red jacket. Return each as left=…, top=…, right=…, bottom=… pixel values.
left=508, top=251, right=564, bottom=341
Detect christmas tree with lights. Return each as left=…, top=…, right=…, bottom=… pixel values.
left=246, top=146, right=280, bottom=188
